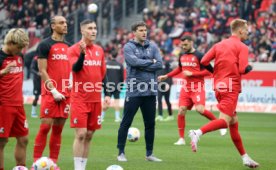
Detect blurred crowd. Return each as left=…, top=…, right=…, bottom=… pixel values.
left=0, top=0, right=275, bottom=63
left=107, top=0, right=275, bottom=63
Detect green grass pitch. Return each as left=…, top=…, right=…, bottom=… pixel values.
left=4, top=104, right=276, bottom=170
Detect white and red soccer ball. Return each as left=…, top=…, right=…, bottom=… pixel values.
left=127, top=127, right=140, bottom=142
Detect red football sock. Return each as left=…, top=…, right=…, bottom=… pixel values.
left=0, top=168, right=4, bottom=170
left=49, top=124, right=64, bottom=163
left=202, top=110, right=217, bottom=120
left=230, top=122, right=246, bottom=155
left=33, top=124, right=51, bottom=161
left=200, top=119, right=228, bottom=134
left=177, top=114, right=185, bottom=138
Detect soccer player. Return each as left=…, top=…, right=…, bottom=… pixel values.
left=188, top=19, right=259, bottom=168
left=158, top=35, right=226, bottom=146
left=32, top=16, right=71, bottom=169
left=67, top=19, right=110, bottom=170
left=30, top=55, right=41, bottom=118
left=0, top=28, right=29, bottom=169
left=117, top=21, right=163, bottom=162
left=101, top=49, right=124, bottom=122
left=155, top=49, right=173, bottom=122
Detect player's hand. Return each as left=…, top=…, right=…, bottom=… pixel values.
left=104, top=96, right=111, bottom=107
left=183, top=70, right=193, bottom=77
left=0, top=61, right=16, bottom=75
left=50, top=88, right=65, bottom=101
left=158, top=75, right=168, bottom=82
left=79, top=41, right=87, bottom=54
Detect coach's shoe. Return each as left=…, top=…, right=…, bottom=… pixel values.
left=163, top=115, right=174, bottom=121
left=155, top=115, right=164, bottom=121
left=189, top=130, right=200, bottom=152
left=117, top=153, right=127, bottom=162
left=174, top=138, right=185, bottom=145
left=242, top=154, right=259, bottom=168
left=219, top=128, right=227, bottom=136
left=146, top=155, right=162, bottom=162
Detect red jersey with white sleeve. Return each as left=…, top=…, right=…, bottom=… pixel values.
left=201, top=35, right=250, bottom=92
left=167, top=50, right=211, bottom=89
left=67, top=42, right=106, bottom=103
left=0, top=49, right=24, bottom=106
left=37, top=37, right=71, bottom=96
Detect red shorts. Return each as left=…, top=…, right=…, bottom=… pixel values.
left=40, top=95, right=70, bottom=118
left=70, top=102, right=102, bottom=130
left=215, top=91, right=239, bottom=117
left=0, top=105, right=28, bottom=138
left=179, top=88, right=205, bottom=110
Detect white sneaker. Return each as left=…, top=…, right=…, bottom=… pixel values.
left=163, top=115, right=174, bottom=121
left=242, top=154, right=259, bottom=168
left=145, top=155, right=162, bottom=162
left=155, top=115, right=164, bottom=121
left=189, top=130, right=200, bottom=152
left=219, top=128, right=227, bottom=136
left=117, top=153, right=127, bottom=162
left=115, top=118, right=122, bottom=122
left=174, top=138, right=185, bottom=145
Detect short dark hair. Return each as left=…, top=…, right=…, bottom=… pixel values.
left=80, top=19, right=96, bottom=27
left=181, top=35, right=193, bottom=41
left=110, top=49, right=118, bottom=58
left=131, top=21, right=147, bottom=31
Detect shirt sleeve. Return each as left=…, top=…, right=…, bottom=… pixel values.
left=37, top=42, right=50, bottom=59
left=124, top=44, right=153, bottom=67
left=192, top=69, right=212, bottom=77
left=167, top=67, right=182, bottom=77
left=238, top=45, right=250, bottom=74
left=101, top=48, right=106, bottom=80
left=201, top=45, right=216, bottom=66
left=142, top=44, right=163, bottom=71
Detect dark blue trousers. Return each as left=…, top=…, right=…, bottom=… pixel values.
left=117, top=95, right=156, bottom=156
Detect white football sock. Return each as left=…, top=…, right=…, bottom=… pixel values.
left=82, top=158, right=88, bottom=170
left=74, top=157, right=83, bottom=170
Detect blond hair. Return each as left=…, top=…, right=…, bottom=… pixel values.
left=4, top=28, right=29, bottom=48
left=230, top=19, right=247, bottom=33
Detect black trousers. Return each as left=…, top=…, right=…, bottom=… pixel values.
left=157, top=88, right=172, bottom=116
left=117, top=95, right=156, bottom=154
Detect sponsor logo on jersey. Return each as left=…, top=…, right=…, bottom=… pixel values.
left=83, top=60, right=102, bottom=66
left=52, top=54, right=68, bottom=60
left=17, top=57, right=22, bottom=64
left=10, top=66, right=23, bottom=73
left=45, top=108, right=49, bottom=115
left=181, top=62, right=197, bottom=67
left=106, top=65, right=121, bottom=69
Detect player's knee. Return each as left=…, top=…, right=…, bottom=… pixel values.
left=76, top=131, right=87, bottom=141
left=85, top=131, right=94, bottom=142
left=195, top=107, right=204, bottom=114
left=179, top=107, right=187, bottom=115
left=0, top=138, right=8, bottom=147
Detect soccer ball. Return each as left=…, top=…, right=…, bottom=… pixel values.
left=88, top=3, right=98, bottom=13
left=33, top=157, right=55, bottom=170
left=12, top=166, right=28, bottom=170
left=106, top=165, right=124, bottom=170
left=127, top=127, right=140, bottom=142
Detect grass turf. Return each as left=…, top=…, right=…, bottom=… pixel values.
left=4, top=104, right=276, bottom=170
